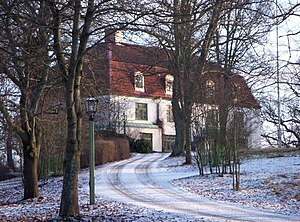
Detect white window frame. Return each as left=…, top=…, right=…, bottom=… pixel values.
left=135, top=102, right=148, bottom=120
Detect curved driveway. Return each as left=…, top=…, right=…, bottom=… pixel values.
left=95, top=153, right=299, bottom=222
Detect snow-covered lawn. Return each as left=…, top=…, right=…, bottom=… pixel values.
left=0, top=152, right=299, bottom=221
left=163, top=154, right=300, bottom=216
left=0, top=168, right=198, bottom=221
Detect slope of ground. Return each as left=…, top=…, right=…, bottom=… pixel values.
left=163, top=154, right=300, bottom=215
left=0, top=152, right=299, bottom=221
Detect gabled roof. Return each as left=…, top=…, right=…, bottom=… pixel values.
left=85, top=40, right=260, bottom=109
left=109, top=60, right=171, bottom=99
left=85, top=42, right=171, bottom=99
left=109, top=43, right=168, bottom=66
left=196, top=71, right=260, bottom=109
left=229, top=75, right=260, bottom=109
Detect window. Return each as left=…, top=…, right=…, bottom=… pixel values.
left=135, top=103, right=148, bottom=120
left=167, top=105, right=174, bottom=122
left=231, top=111, right=247, bottom=148
left=134, top=71, right=144, bottom=92
left=165, top=75, right=173, bottom=95
left=234, top=111, right=244, bottom=130
left=205, top=109, right=219, bottom=128
left=206, top=80, right=215, bottom=99
left=163, top=135, right=175, bottom=152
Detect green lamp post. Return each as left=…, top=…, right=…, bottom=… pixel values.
left=86, top=98, right=98, bottom=204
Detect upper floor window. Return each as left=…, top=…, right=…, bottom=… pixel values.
left=134, top=71, right=144, bottom=92
left=165, top=75, right=173, bottom=95
left=206, top=80, right=215, bottom=99
left=135, top=102, right=148, bottom=120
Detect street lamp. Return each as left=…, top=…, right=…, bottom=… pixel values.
left=86, top=98, right=98, bottom=204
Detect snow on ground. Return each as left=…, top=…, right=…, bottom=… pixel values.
left=0, top=164, right=201, bottom=221
left=0, top=152, right=299, bottom=221
left=161, top=153, right=300, bottom=216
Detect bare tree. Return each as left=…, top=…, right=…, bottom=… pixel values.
left=136, top=0, right=271, bottom=164
left=0, top=1, right=51, bottom=199
left=47, top=0, right=96, bottom=216
left=259, top=2, right=300, bottom=149
left=261, top=90, right=300, bottom=149
left=0, top=115, right=17, bottom=169
left=135, top=0, right=226, bottom=163
left=172, top=0, right=225, bottom=164
left=48, top=0, right=147, bottom=216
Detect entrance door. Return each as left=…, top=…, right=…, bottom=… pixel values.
left=141, top=133, right=153, bottom=150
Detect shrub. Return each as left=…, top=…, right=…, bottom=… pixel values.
left=130, top=138, right=152, bottom=153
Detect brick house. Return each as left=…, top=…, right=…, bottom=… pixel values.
left=85, top=31, right=261, bottom=152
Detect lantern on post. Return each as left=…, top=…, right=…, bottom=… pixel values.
left=86, top=98, right=98, bottom=204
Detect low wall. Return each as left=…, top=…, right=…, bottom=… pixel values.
left=80, top=137, right=130, bottom=168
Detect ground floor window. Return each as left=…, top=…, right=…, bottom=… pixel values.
left=163, top=135, right=175, bottom=152
left=167, top=105, right=173, bottom=122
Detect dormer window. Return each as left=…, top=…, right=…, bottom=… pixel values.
left=165, top=75, right=173, bottom=95
left=134, top=71, right=144, bottom=92
left=206, top=80, right=215, bottom=99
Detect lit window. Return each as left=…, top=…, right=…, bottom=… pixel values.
left=134, top=71, right=144, bottom=92
left=167, top=105, right=174, bottom=122
left=206, top=80, right=215, bottom=99
left=135, top=103, right=148, bottom=120
left=165, top=75, right=173, bottom=95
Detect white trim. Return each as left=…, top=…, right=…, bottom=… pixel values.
left=165, top=74, right=173, bottom=95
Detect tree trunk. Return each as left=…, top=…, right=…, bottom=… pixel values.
left=59, top=100, right=81, bottom=215
left=219, top=106, right=228, bottom=175
left=59, top=71, right=82, bottom=216
left=22, top=139, right=39, bottom=199
left=49, top=0, right=94, bottom=216
left=6, top=131, right=14, bottom=169
left=19, top=92, right=41, bottom=200
left=185, top=106, right=192, bottom=164
left=59, top=141, right=80, bottom=216
left=172, top=125, right=184, bottom=156
left=185, top=124, right=192, bottom=164
left=171, top=98, right=184, bottom=156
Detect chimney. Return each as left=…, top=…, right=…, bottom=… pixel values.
left=105, top=29, right=122, bottom=44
